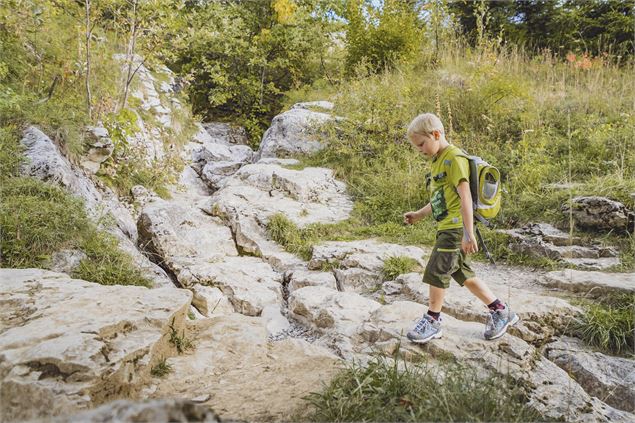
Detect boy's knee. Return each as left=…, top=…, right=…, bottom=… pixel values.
left=464, top=277, right=479, bottom=286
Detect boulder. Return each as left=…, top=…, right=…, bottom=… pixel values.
left=190, top=284, right=234, bottom=317
left=49, top=249, right=87, bottom=274
left=0, top=269, right=192, bottom=422
left=309, top=240, right=427, bottom=273
left=256, top=104, right=335, bottom=159
left=546, top=337, right=635, bottom=413
left=202, top=122, right=250, bottom=146
left=562, top=196, right=633, bottom=233
left=81, top=125, right=114, bottom=174
left=206, top=163, right=352, bottom=270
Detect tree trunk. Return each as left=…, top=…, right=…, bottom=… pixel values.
left=85, top=0, right=92, bottom=120
left=120, top=0, right=139, bottom=112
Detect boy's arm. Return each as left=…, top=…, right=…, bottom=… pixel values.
left=456, top=181, right=478, bottom=253
left=416, top=202, right=432, bottom=218
left=404, top=202, right=431, bottom=224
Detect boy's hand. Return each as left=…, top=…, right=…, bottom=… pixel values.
left=403, top=211, right=421, bottom=225
left=462, top=233, right=479, bottom=254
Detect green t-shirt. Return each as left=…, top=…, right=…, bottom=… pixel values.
left=427, top=144, right=470, bottom=231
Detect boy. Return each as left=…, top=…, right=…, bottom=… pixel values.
left=404, top=113, right=519, bottom=343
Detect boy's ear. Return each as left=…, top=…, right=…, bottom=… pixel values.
left=432, top=130, right=440, bottom=140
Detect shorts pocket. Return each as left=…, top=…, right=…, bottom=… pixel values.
left=435, top=249, right=460, bottom=275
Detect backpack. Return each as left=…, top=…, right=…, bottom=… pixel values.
left=456, top=149, right=502, bottom=226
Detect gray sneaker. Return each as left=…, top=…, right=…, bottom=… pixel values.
left=484, top=307, right=520, bottom=340
left=407, top=314, right=442, bottom=344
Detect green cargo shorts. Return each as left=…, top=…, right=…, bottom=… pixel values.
left=423, top=228, right=476, bottom=289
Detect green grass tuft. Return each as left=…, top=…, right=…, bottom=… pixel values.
left=150, top=358, right=173, bottom=378
left=168, top=318, right=194, bottom=354
left=574, top=293, right=634, bottom=356
left=382, top=256, right=421, bottom=281
left=302, top=356, right=543, bottom=422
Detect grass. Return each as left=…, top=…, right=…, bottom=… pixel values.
left=382, top=256, right=421, bottom=281
left=168, top=318, right=194, bottom=354
left=150, top=358, right=173, bottom=378
left=574, top=292, right=635, bottom=356
left=302, top=355, right=542, bottom=422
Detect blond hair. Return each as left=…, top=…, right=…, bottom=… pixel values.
left=406, top=113, right=445, bottom=139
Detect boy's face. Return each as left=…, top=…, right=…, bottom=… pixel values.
left=409, top=130, right=441, bottom=159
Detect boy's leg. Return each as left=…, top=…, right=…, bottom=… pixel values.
left=428, top=285, right=445, bottom=313
left=462, top=277, right=519, bottom=340
left=463, top=277, right=496, bottom=305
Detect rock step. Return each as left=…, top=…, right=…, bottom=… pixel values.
left=541, top=269, right=635, bottom=297
left=546, top=337, right=635, bottom=413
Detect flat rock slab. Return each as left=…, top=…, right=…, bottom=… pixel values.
left=0, top=269, right=192, bottom=422
left=138, top=196, right=238, bottom=285
left=355, top=300, right=632, bottom=422
left=151, top=314, right=342, bottom=422
left=542, top=269, right=635, bottom=296
left=289, top=286, right=381, bottom=338
left=546, top=337, right=635, bottom=413
left=309, top=240, right=427, bottom=273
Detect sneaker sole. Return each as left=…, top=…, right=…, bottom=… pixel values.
left=408, top=329, right=443, bottom=344
left=485, top=314, right=520, bottom=341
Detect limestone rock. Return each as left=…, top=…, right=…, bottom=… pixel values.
left=20, top=126, right=172, bottom=288
left=190, top=284, right=234, bottom=317
left=261, top=304, right=291, bottom=336
left=292, top=101, right=334, bottom=111
left=288, top=270, right=338, bottom=293
left=202, top=122, right=250, bottom=146
left=542, top=269, right=635, bottom=296
left=562, top=196, right=634, bottom=233
left=206, top=163, right=352, bottom=270
left=49, top=249, right=87, bottom=274
left=137, top=196, right=238, bottom=285
left=546, top=337, right=635, bottom=413
left=44, top=399, right=221, bottom=423
left=256, top=104, right=334, bottom=159
left=150, top=314, right=342, bottom=422
left=0, top=269, right=192, bottom=422
left=288, top=286, right=381, bottom=337
left=309, top=240, right=427, bottom=273
left=81, top=125, right=114, bottom=174
left=502, top=222, right=620, bottom=270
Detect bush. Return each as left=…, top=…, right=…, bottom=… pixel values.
left=303, top=356, right=542, bottom=422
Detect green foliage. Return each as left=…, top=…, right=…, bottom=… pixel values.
left=303, top=356, right=542, bottom=422
left=450, top=0, right=635, bottom=58
left=575, top=293, right=635, bottom=356
left=345, top=0, right=424, bottom=74
left=0, top=178, right=91, bottom=267
left=150, top=358, right=173, bottom=378
left=170, top=0, right=343, bottom=141
left=73, top=230, right=153, bottom=288
left=382, top=256, right=420, bottom=281
left=267, top=213, right=314, bottom=260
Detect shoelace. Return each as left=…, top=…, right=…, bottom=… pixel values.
left=413, top=317, right=430, bottom=332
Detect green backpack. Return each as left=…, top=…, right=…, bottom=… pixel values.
left=456, top=150, right=502, bottom=226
